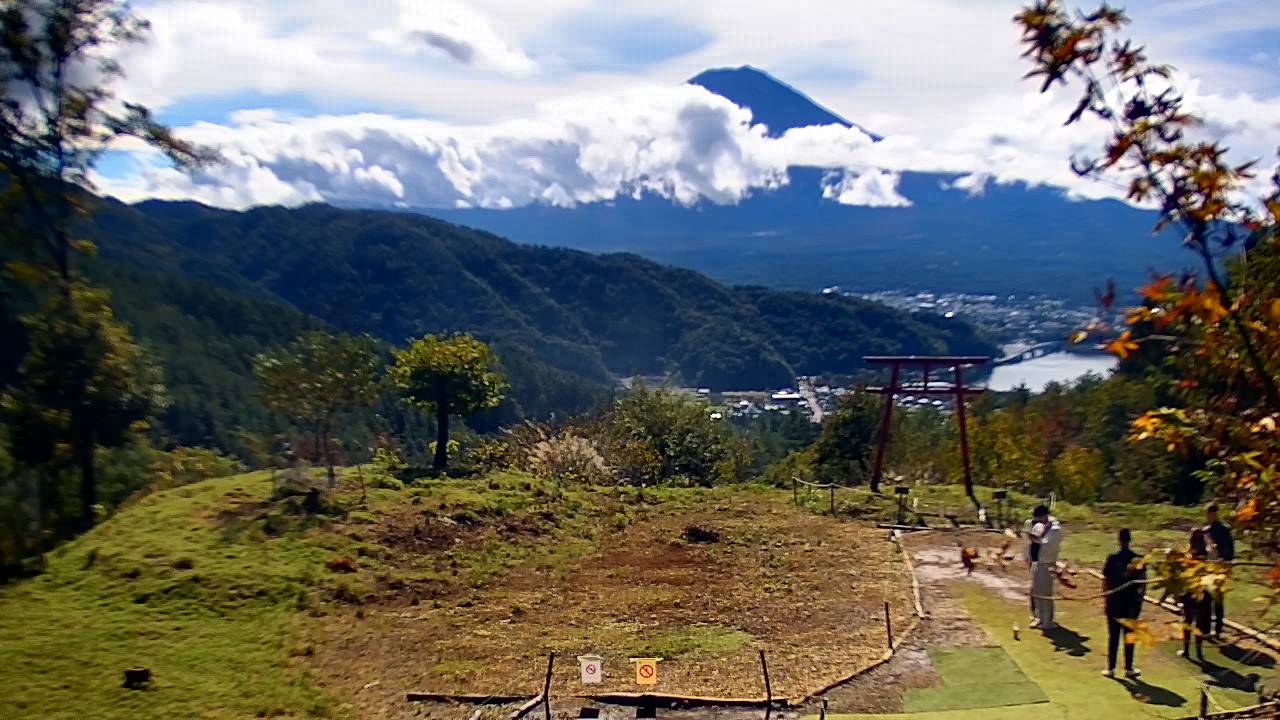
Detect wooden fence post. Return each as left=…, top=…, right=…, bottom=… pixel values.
left=542, top=653, right=555, bottom=720
left=760, top=650, right=773, bottom=719
left=884, top=602, right=894, bottom=649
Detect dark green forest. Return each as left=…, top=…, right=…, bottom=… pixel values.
left=84, top=198, right=997, bottom=389
left=3, top=192, right=995, bottom=466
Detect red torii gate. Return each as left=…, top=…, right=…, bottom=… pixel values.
left=864, top=355, right=990, bottom=510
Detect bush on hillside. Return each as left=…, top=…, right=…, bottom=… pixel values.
left=525, top=432, right=613, bottom=488
left=150, top=447, right=247, bottom=491
left=594, top=387, right=750, bottom=487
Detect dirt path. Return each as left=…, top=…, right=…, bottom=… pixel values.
left=800, top=531, right=1003, bottom=715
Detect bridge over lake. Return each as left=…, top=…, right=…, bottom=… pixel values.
left=993, top=341, right=1066, bottom=366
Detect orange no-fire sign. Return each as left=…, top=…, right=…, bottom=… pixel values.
left=630, top=657, right=661, bottom=686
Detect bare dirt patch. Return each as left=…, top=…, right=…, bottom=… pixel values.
left=806, top=531, right=995, bottom=715
left=305, top=490, right=914, bottom=720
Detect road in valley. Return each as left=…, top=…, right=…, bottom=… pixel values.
left=798, top=378, right=824, bottom=423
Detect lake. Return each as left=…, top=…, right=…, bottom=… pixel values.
left=985, top=352, right=1118, bottom=392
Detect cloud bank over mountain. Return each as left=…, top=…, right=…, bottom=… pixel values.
left=96, top=0, right=1280, bottom=212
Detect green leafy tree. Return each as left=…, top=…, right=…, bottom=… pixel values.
left=391, top=333, right=507, bottom=470
left=598, top=386, right=748, bottom=487
left=254, top=332, right=383, bottom=487
left=2, top=286, right=163, bottom=529
left=811, top=390, right=881, bottom=486
left=1, top=0, right=211, bottom=533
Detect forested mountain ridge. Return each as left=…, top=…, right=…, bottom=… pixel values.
left=84, top=197, right=997, bottom=391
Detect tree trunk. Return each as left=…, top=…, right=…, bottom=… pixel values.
left=77, top=428, right=96, bottom=531
left=434, top=407, right=449, bottom=470
left=322, top=419, right=336, bottom=489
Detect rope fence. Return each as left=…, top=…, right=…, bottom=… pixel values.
left=789, top=476, right=1026, bottom=529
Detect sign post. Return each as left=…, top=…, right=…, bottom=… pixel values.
left=630, top=658, right=661, bottom=686
left=578, top=655, right=603, bottom=685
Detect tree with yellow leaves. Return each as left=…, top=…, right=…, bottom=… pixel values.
left=1016, top=0, right=1280, bottom=606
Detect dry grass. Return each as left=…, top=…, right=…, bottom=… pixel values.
left=305, top=483, right=913, bottom=718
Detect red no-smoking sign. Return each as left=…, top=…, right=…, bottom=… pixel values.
left=578, top=655, right=603, bottom=685
left=631, top=658, right=661, bottom=686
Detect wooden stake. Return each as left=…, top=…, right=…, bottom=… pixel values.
left=759, top=650, right=773, bottom=718
left=884, top=602, right=894, bottom=649
left=542, top=653, right=555, bottom=720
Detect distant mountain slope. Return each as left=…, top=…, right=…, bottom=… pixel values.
left=689, top=65, right=875, bottom=139
left=0, top=258, right=318, bottom=453
left=435, top=67, right=1188, bottom=304
left=85, top=198, right=996, bottom=393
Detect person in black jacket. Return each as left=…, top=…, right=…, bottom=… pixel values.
left=1205, top=502, right=1234, bottom=640
left=1180, top=528, right=1213, bottom=661
left=1102, top=528, right=1145, bottom=678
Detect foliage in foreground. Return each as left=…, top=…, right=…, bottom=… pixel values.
left=1017, top=0, right=1280, bottom=600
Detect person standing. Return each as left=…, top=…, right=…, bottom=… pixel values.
left=1102, top=529, right=1145, bottom=678
left=1028, top=504, right=1062, bottom=631
left=1179, top=528, right=1213, bottom=661
left=1204, top=502, right=1234, bottom=640
left=1023, top=516, right=1036, bottom=618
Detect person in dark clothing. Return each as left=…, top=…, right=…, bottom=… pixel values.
left=1204, top=502, right=1234, bottom=639
left=1180, top=528, right=1213, bottom=661
left=1102, top=528, right=1145, bottom=678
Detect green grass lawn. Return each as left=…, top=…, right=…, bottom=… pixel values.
left=821, top=587, right=1277, bottom=720
left=3, top=472, right=1275, bottom=720
left=0, top=471, right=340, bottom=720
left=902, top=647, right=1047, bottom=712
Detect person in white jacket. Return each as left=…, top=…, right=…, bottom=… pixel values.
left=1027, top=504, right=1063, bottom=630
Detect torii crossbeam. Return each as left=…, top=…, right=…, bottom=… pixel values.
left=864, top=355, right=990, bottom=511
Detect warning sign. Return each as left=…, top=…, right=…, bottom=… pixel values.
left=578, top=655, right=603, bottom=685
left=631, top=658, right=660, bottom=686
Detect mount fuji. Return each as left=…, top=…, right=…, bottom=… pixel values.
left=436, top=66, right=1186, bottom=303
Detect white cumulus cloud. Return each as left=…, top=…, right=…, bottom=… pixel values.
left=98, top=85, right=833, bottom=209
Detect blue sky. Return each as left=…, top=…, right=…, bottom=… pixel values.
left=98, top=0, right=1280, bottom=210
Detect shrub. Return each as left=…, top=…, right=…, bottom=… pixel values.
left=151, top=446, right=247, bottom=491
left=525, top=432, right=613, bottom=488
left=466, top=438, right=513, bottom=472
left=597, top=387, right=750, bottom=487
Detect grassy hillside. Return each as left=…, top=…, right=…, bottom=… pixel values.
left=0, top=471, right=336, bottom=719
left=0, top=469, right=915, bottom=719
left=2, top=469, right=1275, bottom=720
left=84, top=197, right=997, bottom=391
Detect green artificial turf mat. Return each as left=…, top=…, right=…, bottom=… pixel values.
left=903, top=647, right=1048, bottom=712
